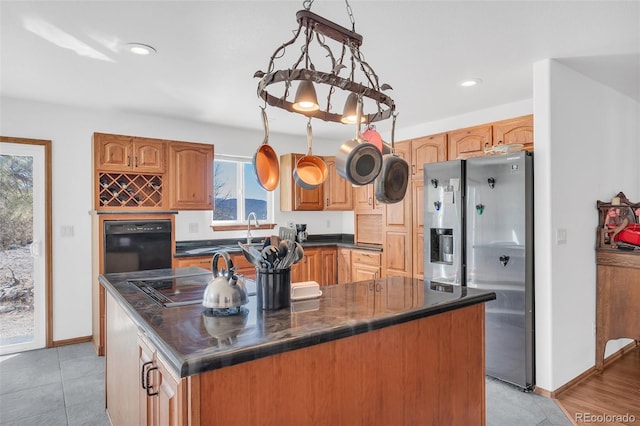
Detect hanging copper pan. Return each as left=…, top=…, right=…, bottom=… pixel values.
left=293, top=120, right=328, bottom=190
left=252, top=107, right=279, bottom=191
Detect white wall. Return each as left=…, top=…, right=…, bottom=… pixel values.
left=533, top=59, right=640, bottom=391
left=0, top=96, right=352, bottom=341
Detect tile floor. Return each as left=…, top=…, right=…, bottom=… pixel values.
left=0, top=342, right=571, bottom=425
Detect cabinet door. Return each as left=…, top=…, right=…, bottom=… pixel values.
left=133, top=139, right=165, bottom=173
left=351, top=250, right=381, bottom=281
left=319, top=248, right=337, bottom=286
left=290, top=256, right=308, bottom=283
left=492, top=115, right=534, bottom=151
left=139, top=339, right=158, bottom=426
left=279, top=154, right=324, bottom=211
left=353, top=184, right=380, bottom=212
left=168, top=142, right=214, bottom=210
left=95, top=133, right=133, bottom=171
left=156, top=357, right=184, bottom=426
left=323, top=156, right=353, bottom=210
left=173, top=256, right=212, bottom=270
left=230, top=253, right=257, bottom=280
left=412, top=180, right=425, bottom=280
left=448, top=124, right=492, bottom=160
left=352, top=264, right=380, bottom=281
left=383, top=142, right=412, bottom=278
left=337, top=248, right=352, bottom=284
left=411, top=133, right=447, bottom=180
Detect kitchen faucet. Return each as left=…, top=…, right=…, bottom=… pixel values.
left=246, top=212, right=258, bottom=244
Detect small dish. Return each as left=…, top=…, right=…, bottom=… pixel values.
left=290, top=281, right=322, bottom=300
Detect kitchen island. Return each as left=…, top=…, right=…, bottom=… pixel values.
left=100, top=267, right=495, bottom=425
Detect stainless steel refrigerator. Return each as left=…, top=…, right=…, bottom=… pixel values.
left=424, top=151, right=534, bottom=390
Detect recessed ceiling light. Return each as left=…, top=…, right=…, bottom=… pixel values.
left=124, top=43, right=156, bottom=55
left=460, top=78, right=482, bottom=87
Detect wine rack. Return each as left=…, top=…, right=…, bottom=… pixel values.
left=98, top=173, right=163, bottom=208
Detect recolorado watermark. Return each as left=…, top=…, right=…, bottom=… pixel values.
left=575, top=412, right=636, bottom=423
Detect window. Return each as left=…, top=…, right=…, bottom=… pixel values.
left=213, top=155, right=273, bottom=223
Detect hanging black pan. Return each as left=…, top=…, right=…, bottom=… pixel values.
left=374, top=113, right=409, bottom=204
left=336, top=95, right=383, bottom=186
left=252, top=106, right=280, bottom=191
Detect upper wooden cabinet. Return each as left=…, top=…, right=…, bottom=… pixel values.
left=280, top=153, right=324, bottom=211
left=409, top=133, right=447, bottom=181
left=323, top=156, right=353, bottom=211
left=168, top=142, right=214, bottom=210
left=447, top=124, right=492, bottom=160
left=492, top=115, right=534, bottom=151
left=280, top=154, right=352, bottom=211
left=95, top=133, right=165, bottom=173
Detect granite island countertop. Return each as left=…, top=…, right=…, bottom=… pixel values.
left=174, top=233, right=381, bottom=257
left=99, top=267, right=495, bottom=378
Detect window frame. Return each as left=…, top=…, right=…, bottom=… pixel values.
left=211, top=154, right=274, bottom=225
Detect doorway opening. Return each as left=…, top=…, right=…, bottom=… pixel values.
left=0, top=137, right=52, bottom=355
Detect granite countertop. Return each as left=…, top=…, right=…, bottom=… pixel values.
left=174, top=234, right=381, bottom=258
left=99, top=267, right=495, bottom=378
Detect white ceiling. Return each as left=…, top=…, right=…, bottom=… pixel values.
left=1, top=1, right=639, bottom=139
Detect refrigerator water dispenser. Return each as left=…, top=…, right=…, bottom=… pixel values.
left=430, top=228, right=454, bottom=264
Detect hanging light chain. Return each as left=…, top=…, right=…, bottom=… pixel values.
left=345, top=0, right=356, bottom=31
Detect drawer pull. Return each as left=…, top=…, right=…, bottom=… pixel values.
left=145, top=366, right=159, bottom=396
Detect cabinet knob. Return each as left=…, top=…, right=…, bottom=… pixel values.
left=368, top=197, right=372, bottom=206
left=411, top=164, right=416, bottom=175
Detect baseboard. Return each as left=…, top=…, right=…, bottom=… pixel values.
left=534, top=340, right=639, bottom=398
left=51, top=335, right=93, bottom=347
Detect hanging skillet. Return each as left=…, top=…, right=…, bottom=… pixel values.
left=252, top=106, right=280, bottom=191
left=293, top=119, right=328, bottom=190
left=374, top=113, right=409, bottom=204
left=336, top=95, right=383, bottom=186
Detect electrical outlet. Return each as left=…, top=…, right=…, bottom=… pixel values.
left=556, top=228, right=567, bottom=245
left=188, top=223, right=199, bottom=233
left=60, top=226, right=74, bottom=237
left=326, top=220, right=331, bottom=228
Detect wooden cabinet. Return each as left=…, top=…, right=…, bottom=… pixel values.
left=492, top=115, right=534, bottom=152
left=353, top=183, right=381, bottom=213
left=412, top=179, right=425, bottom=280
left=168, top=142, right=214, bottom=210
left=173, top=255, right=212, bottom=270
left=279, top=153, right=324, bottom=211
left=290, top=247, right=336, bottom=285
left=139, top=335, right=185, bottom=426
left=595, top=251, right=640, bottom=371
left=95, top=133, right=165, bottom=173
left=410, top=133, right=447, bottom=181
left=351, top=249, right=381, bottom=281
left=382, top=142, right=413, bottom=278
left=173, top=253, right=256, bottom=279
left=319, top=247, right=337, bottom=286
left=447, top=124, right=492, bottom=160
left=337, top=247, right=352, bottom=284
left=323, top=156, right=353, bottom=210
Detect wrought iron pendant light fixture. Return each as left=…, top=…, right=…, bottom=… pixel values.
left=254, top=0, right=396, bottom=125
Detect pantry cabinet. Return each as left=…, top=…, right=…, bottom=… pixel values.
left=168, top=142, right=214, bottom=210
left=382, top=142, right=413, bottom=278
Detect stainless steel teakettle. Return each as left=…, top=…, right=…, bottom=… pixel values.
left=202, top=251, right=248, bottom=309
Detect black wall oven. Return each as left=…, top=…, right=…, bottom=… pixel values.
left=103, top=219, right=173, bottom=273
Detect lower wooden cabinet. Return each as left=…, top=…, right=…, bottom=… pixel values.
left=337, top=248, right=352, bottom=284
left=352, top=249, right=381, bottom=281
left=290, top=247, right=337, bottom=285
left=139, top=335, right=185, bottom=426
left=106, top=291, right=187, bottom=425
left=173, top=254, right=256, bottom=279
